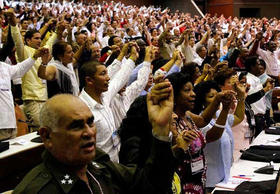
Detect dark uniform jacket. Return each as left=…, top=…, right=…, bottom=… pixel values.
left=13, top=137, right=175, bottom=194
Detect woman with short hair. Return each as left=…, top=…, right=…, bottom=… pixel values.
left=38, top=41, right=79, bottom=98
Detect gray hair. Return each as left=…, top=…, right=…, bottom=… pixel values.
left=196, top=45, right=205, bottom=54
left=39, top=102, right=59, bottom=131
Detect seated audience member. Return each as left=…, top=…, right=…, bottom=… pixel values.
left=38, top=41, right=79, bottom=98
left=0, top=48, right=49, bottom=140
left=13, top=93, right=176, bottom=194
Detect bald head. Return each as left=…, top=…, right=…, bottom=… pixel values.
left=39, top=94, right=89, bottom=131
left=39, top=94, right=97, bottom=166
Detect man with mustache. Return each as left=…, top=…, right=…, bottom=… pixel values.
left=13, top=82, right=176, bottom=193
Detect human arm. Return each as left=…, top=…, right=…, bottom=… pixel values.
left=6, top=9, right=25, bottom=62
left=37, top=48, right=57, bottom=81
left=199, top=30, right=210, bottom=45
left=143, top=25, right=152, bottom=46
left=254, top=33, right=266, bottom=57
left=106, top=43, right=129, bottom=79
left=154, top=50, right=179, bottom=76
left=9, top=48, right=50, bottom=79
left=104, top=46, right=138, bottom=104
left=246, top=79, right=274, bottom=104
left=244, top=38, right=255, bottom=49
left=158, top=31, right=168, bottom=47
left=188, top=90, right=235, bottom=128
left=195, top=64, right=211, bottom=85
left=123, top=61, right=151, bottom=110
left=232, top=82, right=246, bottom=126
left=113, top=78, right=175, bottom=193
left=122, top=46, right=156, bottom=109
left=39, top=18, right=55, bottom=37
left=204, top=92, right=234, bottom=142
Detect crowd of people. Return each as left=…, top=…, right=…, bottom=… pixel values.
left=0, top=0, right=280, bottom=193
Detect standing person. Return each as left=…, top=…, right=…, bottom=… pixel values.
left=194, top=80, right=245, bottom=192
left=38, top=41, right=79, bottom=98
left=256, top=36, right=280, bottom=85
left=78, top=44, right=138, bottom=162
left=167, top=73, right=240, bottom=194
left=6, top=9, right=60, bottom=131
left=245, top=56, right=272, bottom=136
left=0, top=48, right=49, bottom=140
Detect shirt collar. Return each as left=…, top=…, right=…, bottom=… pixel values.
left=80, top=89, right=104, bottom=109
left=247, top=72, right=258, bottom=79
left=42, top=150, right=80, bottom=193
left=41, top=148, right=110, bottom=193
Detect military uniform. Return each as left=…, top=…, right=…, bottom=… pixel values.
left=13, top=138, right=176, bottom=194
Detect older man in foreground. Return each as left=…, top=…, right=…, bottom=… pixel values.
left=13, top=78, right=176, bottom=194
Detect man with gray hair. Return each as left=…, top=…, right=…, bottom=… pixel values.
left=13, top=83, right=176, bottom=193
left=193, top=45, right=207, bottom=66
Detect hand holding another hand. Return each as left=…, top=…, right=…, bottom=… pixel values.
left=147, top=78, right=174, bottom=137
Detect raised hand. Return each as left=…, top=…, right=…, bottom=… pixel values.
left=4, top=8, right=17, bottom=26
left=120, top=42, right=130, bottom=56
left=202, top=63, right=211, bottom=76
left=216, top=90, right=237, bottom=105
left=220, top=91, right=236, bottom=110
left=56, top=21, right=66, bottom=40
left=180, top=129, right=199, bottom=147
left=147, top=79, right=174, bottom=137
left=129, top=46, right=139, bottom=62
left=33, top=48, right=50, bottom=64
left=144, top=46, right=158, bottom=62
left=233, top=81, right=246, bottom=101
left=150, top=78, right=171, bottom=105
left=263, top=78, right=275, bottom=93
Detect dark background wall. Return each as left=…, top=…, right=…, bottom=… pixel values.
left=233, top=0, right=280, bottom=18
left=207, top=0, right=234, bottom=17
left=207, top=0, right=280, bottom=18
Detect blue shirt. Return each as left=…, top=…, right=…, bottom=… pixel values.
left=201, top=111, right=234, bottom=187
left=128, top=63, right=143, bottom=86
left=165, top=65, right=180, bottom=77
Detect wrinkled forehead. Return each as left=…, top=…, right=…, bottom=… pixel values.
left=57, top=100, right=93, bottom=127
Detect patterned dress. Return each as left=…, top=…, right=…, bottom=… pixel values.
left=176, top=115, right=207, bottom=194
